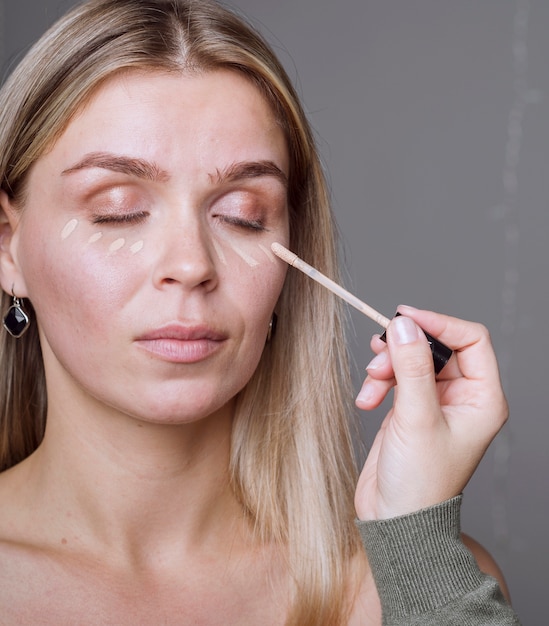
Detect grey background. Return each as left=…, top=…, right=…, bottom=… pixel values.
left=1, top=0, right=547, bottom=623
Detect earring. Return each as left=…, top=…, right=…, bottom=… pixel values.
left=3, top=291, right=30, bottom=338
left=266, top=312, right=278, bottom=342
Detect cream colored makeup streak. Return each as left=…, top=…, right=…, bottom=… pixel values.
left=88, top=232, right=103, bottom=244
left=229, top=242, right=259, bottom=268
left=258, top=243, right=276, bottom=263
left=212, top=239, right=227, bottom=265
left=130, top=240, right=144, bottom=255
left=108, top=238, right=126, bottom=254
left=61, top=219, right=78, bottom=240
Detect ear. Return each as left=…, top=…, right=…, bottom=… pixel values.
left=0, top=190, right=28, bottom=298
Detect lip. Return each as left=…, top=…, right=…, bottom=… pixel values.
left=135, top=324, right=227, bottom=363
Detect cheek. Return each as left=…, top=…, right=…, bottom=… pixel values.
left=220, top=238, right=286, bottom=306
left=225, top=262, right=285, bottom=383
left=224, top=257, right=286, bottom=364
left=19, top=222, right=146, bottom=332
left=208, top=238, right=282, bottom=353
left=211, top=220, right=288, bottom=270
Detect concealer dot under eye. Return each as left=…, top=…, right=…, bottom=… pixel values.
left=61, top=219, right=79, bottom=240
left=130, top=240, right=144, bottom=255
left=108, top=238, right=126, bottom=254
left=88, top=232, right=103, bottom=244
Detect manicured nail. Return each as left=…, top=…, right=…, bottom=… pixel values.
left=356, top=383, right=375, bottom=404
left=397, top=304, right=418, bottom=314
left=392, top=315, right=420, bottom=345
left=366, top=351, right=387, bottom=371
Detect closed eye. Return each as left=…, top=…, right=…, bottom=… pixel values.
left=91, top=211, right=149, bottom=225
left=217, top=215, right=266, bottom=231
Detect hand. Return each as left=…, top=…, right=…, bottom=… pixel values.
left=354, top=305, right=508, bottom=521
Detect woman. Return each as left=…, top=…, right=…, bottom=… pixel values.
left=0, top=0, right=520, bottom=624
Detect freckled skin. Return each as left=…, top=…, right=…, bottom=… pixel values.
left=0, top=70, right=293, bottom=624
left=10, top=69, right=290, bottom=424
left=0, top=60, right=515, bottom=626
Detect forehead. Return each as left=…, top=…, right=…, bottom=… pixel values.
left=43, top=68, right=289, bottom=177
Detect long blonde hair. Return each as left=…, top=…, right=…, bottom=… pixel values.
left=0, top=1, right=363, bottom=623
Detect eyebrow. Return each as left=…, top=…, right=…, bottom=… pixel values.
left=61, top=152, right=170, bottom=182
left=61, top=152, right=288, bottom=189
left=211, top=160, right=288, bottom=188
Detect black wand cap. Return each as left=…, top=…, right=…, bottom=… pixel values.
left=379, top=312, right=453, bottom=375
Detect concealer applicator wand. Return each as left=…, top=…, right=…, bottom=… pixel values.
left=271, top=242, right=452, bottom=374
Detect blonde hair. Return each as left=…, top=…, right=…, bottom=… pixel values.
left=0, top=1, right=363, bottom=623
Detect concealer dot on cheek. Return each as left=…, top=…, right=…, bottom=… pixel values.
left=130, top=240, right=144, bottom=255
left=108, top=238, right=126, bottom=255
left=229, top=242, right=259, bottom=268
left=88, top=232, right=103, bottom=244
left=61, top=219, right=79, bottom=240
left=258, top=243, right=276, bottom=263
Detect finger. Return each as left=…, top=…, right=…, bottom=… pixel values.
left=355, top=374, right=395, bottom=410
left=370, top=334, right=387, bottom=352
left=396, top=305, right=502, bottom=384
left=365, top=347, right=394, bottom=381
left=431, top=350, right=462, bottom=381
left=386, top=314, right=441, bottom=427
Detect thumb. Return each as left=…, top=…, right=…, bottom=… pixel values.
left=386, top=314, right=441, bottom=426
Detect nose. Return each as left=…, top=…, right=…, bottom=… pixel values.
left=152, top=211, right=218, bottom=293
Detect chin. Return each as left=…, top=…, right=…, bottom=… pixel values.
left=125, top=396, right=235, bottom=426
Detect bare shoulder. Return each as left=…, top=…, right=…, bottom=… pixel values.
left=0, top=467, right=68, bottom=618
left=0, top=534, right=46, bottom=622
left=462, top=533, right=512, bottom=602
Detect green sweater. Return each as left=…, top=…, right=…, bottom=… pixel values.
left=356, top=496, right=522, bottom=625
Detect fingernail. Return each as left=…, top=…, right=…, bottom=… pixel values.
left=366, top=351, right=387, bottom=371
left=397, top=304, right=418, bottom=314
left=392, top=315, right=420, bottom=345
left=356, top=383, right=374, bottom=404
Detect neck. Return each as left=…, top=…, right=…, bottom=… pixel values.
left=20, top=397, right=249, bottom=569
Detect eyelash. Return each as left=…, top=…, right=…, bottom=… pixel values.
left=91, top=211, right=149, bottom=225
left=90, top=211, right=265, bottom=232
left=218, top=215, right=266, bottom=232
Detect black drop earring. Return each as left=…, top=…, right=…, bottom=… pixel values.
left=3, top=292, right=30, bottom=338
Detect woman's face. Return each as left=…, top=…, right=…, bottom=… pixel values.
left=8, top=69, right=290, bottom=423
